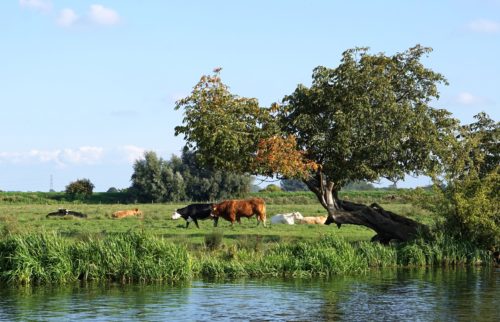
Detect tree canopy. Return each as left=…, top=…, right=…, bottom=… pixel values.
left=65, top=178, right=94, bottom=200
left=130, top=150, right=251, bottom=202
left=175, top=46, right=457, bottom=194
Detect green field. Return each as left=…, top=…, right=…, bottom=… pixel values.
left=0, top=198, right=434, bottom=248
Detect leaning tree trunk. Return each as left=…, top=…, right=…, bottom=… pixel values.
left=303, top=171, right=429, bottom=244
left=326, top=200, right=430, bottom=243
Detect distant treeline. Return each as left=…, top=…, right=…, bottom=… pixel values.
left=0, top=188, right=431, bottom=205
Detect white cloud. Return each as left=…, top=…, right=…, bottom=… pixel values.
left=61, top=147, right=104, bottom=165
left=466, top=19, right=500, bottom=33
left=89, top=4, right=120, bottom=25
left=29, top=149, right=64, bottom=165
left=455, top=92, right=489, bottom=106
left=0, top=152, right=24, bottom=164
left=0, top=147, right=104, bottom=166
left=19, top=0, right=52, bottom=12
left=57, top=8, right=79, bottom=27
left=120, top=145, right=146, bottom=163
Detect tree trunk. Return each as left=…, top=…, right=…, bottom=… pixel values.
left=303, top=171, right=429, bottom=243
left=325, top=200, right=430, bottom=243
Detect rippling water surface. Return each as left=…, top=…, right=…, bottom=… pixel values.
left=1, top=268, right=498, bottom=321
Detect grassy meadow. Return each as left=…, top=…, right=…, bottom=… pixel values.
left=0, top=189, right=434, bottom=247
left=0, top=190, right=490, bottom=285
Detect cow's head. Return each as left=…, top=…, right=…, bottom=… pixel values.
left=211, top=204, right=219, bottom=217
left=171, top=211, right=182, bottom=220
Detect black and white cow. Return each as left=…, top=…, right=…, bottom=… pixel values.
left=171, top=203, right=213, bottom=228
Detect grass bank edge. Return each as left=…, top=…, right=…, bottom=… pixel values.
left=0, top=231, right=491, bottom=285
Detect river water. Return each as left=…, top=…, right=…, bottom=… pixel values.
left=1, top=267, right=498, bottom=321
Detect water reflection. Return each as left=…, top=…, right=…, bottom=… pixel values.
left=0, top=268, right=498, bottom=321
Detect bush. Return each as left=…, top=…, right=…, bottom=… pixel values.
left=65, top=179, right=94, bottom=200
left=436, top=168, right=499, bottom=249
left=259, top=184, right=282, bottom=193
left=204, top=230, right=224, bottom=250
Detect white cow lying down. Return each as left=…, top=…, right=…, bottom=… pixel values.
left=271, top=212, right=304, bottom=225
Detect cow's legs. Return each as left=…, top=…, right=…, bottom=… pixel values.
left=194, top=219, right=200, bottom=228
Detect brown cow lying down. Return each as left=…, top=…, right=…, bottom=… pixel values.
left=296, top=216, right=327, bottom=224
left=112, top=208, right=143, bottom=219
left=212, top=198, right=267, bottom=227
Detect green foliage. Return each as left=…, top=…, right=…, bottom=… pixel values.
left=174, top=68, right=278, bottom=173
left=130, top=150, right=251, bottom=202
left=432, top=113, right=500, bottom=249
left=65, top=179, right=94, bottom=200
left=434, top=168, right=499, bottom=249
left=280, top=179, right=308, bottom=191
left=174, top=150, right=251, bottom=201
left=204, top=230, right=224, bottom=250
left=259, top=184, right=282, bottom=192
left=280, top=45, right=457, bottom=188
left=131, top=151, right=184, bottom=203
left=344, top=181, right=376, bottom=191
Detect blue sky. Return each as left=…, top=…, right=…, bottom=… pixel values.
left=1, top=0, right=499, bottom=192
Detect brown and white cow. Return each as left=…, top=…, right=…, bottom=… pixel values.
left=211, top=198, right=266, bottom=227
left=296, top=216, right=327, bottom=225
left=112, top=208, right=143, bottom=219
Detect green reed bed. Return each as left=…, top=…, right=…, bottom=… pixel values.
left=0, top=232, right=191, bottom=284
left=192, top=232, right=491, bottom=279
left=0, top=231, right=491, bottom=285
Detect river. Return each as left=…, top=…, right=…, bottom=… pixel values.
left=1, top=267, right=498, bottom=321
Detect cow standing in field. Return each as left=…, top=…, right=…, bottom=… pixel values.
left=171, top=203, right=213, bottom=228
left=211, top=198, right=267, bottom=227
left=112, top=208, right=143, bottom=219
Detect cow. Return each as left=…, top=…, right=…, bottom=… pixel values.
left=112, top=208, right=143, bottom=219
left=171, top=203, right=213, bottom=228
left=271, top=212, right=304, bottom=225
left=296, top=216, right=327, bottom=225
left=46, top=208, right=87, bottom=218
left=211, top=198, right=266, bottom=227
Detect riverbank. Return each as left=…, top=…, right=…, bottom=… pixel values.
left=0, top=231, right=490, bottom=285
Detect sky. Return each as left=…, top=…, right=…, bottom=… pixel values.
left=1, top=0, right=499, bottom=192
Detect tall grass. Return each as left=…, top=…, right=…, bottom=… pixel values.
left=0, top=231, right=491, bottom=285
left=0, top=232, right=191, bottom=284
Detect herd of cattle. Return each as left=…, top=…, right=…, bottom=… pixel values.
left=46, top=198, right=327, bottom=228
left=171, top=197, right=328, bottom=228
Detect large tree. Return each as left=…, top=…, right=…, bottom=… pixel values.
left=175, top=46, right=458, bottom=242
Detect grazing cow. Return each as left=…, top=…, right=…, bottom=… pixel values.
left=296, top=216, right=327, bottom=225
left=112, top=208, right=143, bottom=219
left=171, top=203, right=213, bottom=228
left=271, top=212, right=304, bottom=225
left=212, top=198, right=266, bottom=227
